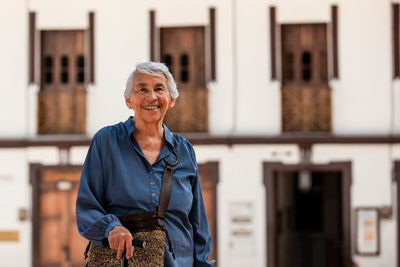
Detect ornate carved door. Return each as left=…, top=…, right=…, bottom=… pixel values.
left=198, top=162, right=219, bottom=264
left=39, top=30, right=87, bottom=134
left=160, top=27, right=208, bottom=132
left=281, top=24, right=331, bottom=132
left=32, top=165, right=87, bottom=267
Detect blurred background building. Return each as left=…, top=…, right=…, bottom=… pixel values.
left=0, top=0, right=400, bottom=266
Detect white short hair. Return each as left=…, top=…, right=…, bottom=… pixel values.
left=124, top=62, right=179, bottom=99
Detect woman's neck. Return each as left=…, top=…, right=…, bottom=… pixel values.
left=132, top=117, right=164, bottom=142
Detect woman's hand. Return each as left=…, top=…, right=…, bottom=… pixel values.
left=108, top=226, right=133, bottom=259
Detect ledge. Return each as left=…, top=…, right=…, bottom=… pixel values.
left=0, top=133, right=399, bottom=148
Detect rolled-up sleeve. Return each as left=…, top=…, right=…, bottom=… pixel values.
left=75, top=133, right=122, bottom=244
left=188, top=147, right=216, bottom=266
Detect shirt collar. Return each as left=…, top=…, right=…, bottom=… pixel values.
left=123, top=116, right=175, bottom=148
left=124, top=116, right=136, bottom=136
left=163, top=124, right=174, bottom=148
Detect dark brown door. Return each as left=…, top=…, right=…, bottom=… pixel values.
left=160, top=27, right=208, bottom=132
left=281, top=24, right=331, bottom=132
left=33, top=166, right=87, bottom=267
left=198, top=162, right=218, bottom=264
left=39, top=30, right=87, bottom=134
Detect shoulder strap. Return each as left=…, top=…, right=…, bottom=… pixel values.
left=157, top=135, right=178, bottom=218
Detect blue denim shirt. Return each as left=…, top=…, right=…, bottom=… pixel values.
left=76, top=116, right=215, bottom=266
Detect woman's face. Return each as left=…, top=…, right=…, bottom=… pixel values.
left=125, top=72, right=175, bottom=124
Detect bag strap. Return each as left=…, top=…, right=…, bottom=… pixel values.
left=157, top=135, right=178, bottom=218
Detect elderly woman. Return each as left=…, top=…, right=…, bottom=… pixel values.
left=76, top=62, right=215, bottom=266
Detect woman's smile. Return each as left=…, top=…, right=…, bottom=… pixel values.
left=143, top=105, right=160, bottom=110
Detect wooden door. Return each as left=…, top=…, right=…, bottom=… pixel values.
left=39, top=30, right=87, bottom=134
left=33, top=166, right=87, bottom=267
left=281, top=24, right=331, bottom=132
left=198, top=162, right=219, bottom=264
left=160, top=27, right=208, bottom=132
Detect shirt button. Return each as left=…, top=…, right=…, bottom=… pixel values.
left=152, top=193, right=156, bottom=197
left=149, top=170, right=154, bottom=174
left=151, top=182, right=155, bottom=185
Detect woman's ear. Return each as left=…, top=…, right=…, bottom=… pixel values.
left=125, top=97, right=134, bottom=109
left=168, top=97, right=176, bottom=108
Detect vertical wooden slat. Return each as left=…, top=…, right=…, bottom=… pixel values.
left=150, top=10, right=155, bottom=61
left=341, top=162, right=352, bottom=267
left=395, top=161, right=400, bottom=267
left=331, top=5, right=339, bottom=78
left=270, top=7, right=277, bottom=80
left=393, top=4, right=400, bottom=78
left=89, top=12, right=95, bottom=83
left=209, top=8, right=216, bottom=81
left=29, top=12, right=36, bottom=84
left=263, top=163, right=276, bottom=267
left=30, top=164, right=42, bottom=267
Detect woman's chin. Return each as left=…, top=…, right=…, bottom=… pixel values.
left=136, top=115, right=164, bottom=124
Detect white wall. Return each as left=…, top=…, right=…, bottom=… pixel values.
left=0, top=149, right=30, bottom=267
left=235, top=0, right=281, bottom=134
left=0, top=0, right=27, bottom=137
left=332, top=0, right=392, bottom=135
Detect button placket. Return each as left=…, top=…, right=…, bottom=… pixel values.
left=149, top=168, right=158, bottom=202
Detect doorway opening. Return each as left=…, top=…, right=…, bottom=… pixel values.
left=264, top=162, right=351, bottom=267
left=276, top=171, right=342, bottom=267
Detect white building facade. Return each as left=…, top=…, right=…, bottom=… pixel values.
left=0, top=0, right=399, bottom=267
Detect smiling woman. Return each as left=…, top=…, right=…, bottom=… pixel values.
left=76, top=62, right=215, bottom=267
left=125, top=72, right=175, bottom=127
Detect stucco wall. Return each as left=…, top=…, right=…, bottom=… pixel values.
left=0, top=0, right=27, bottom=138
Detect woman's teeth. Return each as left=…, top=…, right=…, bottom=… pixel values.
left=143, top=105, right=160, bottom=110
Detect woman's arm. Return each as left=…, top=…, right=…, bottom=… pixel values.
left=75, top=133, right=122, bottom=244
left=188, top=146, right=216, bottom=266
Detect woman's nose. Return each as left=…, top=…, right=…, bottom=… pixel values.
left=147, top=90, right=157, bottom=99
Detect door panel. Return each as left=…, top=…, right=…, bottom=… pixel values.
left=35, top=167, right=86, bottom=267
left=160, top=27, right=208, bottom=132
left=39, top=30, right=87, bottom=134
left=198, top=162, right=218, bottom=264
left=281, top=24, right=331, bottom=132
